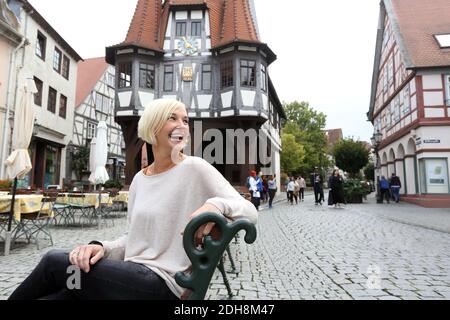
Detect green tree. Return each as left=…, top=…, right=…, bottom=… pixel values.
left=282, top=101, right=330, bottom=176
left=364, top=162, right=375, bottom=181
left=333, top=138, right=370, bottom=178
left=71, top=146, right=90, bottom=181
left=280, top=133, right=305, bottom=174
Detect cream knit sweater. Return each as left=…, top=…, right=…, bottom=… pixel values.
left=101, top=156, right=258, bottom=298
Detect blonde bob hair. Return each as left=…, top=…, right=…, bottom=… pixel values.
left=138, top=99, right=187, bottom=145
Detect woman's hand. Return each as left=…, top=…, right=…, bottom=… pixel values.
left=183, top=203, right=222, bottom=246
left=69, top=244, right=105, bottom=273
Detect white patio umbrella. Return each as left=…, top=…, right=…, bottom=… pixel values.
left=4, top=77, right=37, bottom=255
left=89, top=121, right=109, bottom=185
left=88, top=137, right=97, bottom=185
left=88, top=121, right=109, bottom=230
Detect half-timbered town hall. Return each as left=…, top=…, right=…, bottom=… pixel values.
left=106, top=0, right=285, bottom=186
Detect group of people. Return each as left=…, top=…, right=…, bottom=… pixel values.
left=286, top=176, right=306, bottom=205
left=379, top=173, right=402, bottom=203
left=247, top=172, right=277, bottom=210
left=285, top=168, right=346, bottom=208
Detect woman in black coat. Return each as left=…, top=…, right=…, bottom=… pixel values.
left=330, top=170, right=345, bottom=208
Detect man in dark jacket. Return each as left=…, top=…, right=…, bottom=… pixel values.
left=390, top=173, right=402, bottom=203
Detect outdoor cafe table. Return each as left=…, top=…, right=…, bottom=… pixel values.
left=112, top=191, right=129, bottom=203
left=56, top=193, right=112, bottom=208
left=0, top=194, right=51, bottom=221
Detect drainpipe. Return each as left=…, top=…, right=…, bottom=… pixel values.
left=0, top=10, right=28, bottom=179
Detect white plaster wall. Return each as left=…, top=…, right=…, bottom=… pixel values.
left=118, top=92, right=132, bottom=107
left=425, top=108, right=445, bottom=118
left=205, top=11, right=211, bottom=37
left=165, top=12, right=173, bottom=37
left=415, top=126, right=450, bottom=150
left=191, top=10, right=202, bottom=20
left=221, top=91, right=233, bottom=108
left=197, top=94, right=212, bottom=110
left=424, top=91, right=444, bottom=106
left=422, top=74, right=443, bottom=90
left=138, top=91, right=154, bottom=108
left=404, top=157, right=416, bottom=194
left=241, top=90, right=255, bottom=107
left=175, top=11, right=188, bottom=20
left=395, top=160, right=405, bottom=194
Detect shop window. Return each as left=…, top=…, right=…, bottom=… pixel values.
left=419, top=158, right=450, bottom=194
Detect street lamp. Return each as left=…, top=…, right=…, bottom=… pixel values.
left=371, top=130, right=383, bottom=203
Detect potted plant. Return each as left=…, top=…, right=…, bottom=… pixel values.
left=0, top=179, right=12, bottom=191
left=103, top=179, right=124, bottom=191
left=343, top=179, right=370, bottom=204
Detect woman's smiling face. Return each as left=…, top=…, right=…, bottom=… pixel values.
left=155, top=106, right=189, bottom=150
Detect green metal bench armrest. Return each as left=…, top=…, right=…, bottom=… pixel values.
left=175, top=212, right=257, bottom=300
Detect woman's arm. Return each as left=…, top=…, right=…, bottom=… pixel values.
left=196, top=159, right=258, bottom=225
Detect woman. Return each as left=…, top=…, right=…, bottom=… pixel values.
left=248, top=170, right=261, bottom=210
left=9, top=99, right=257, bottom=300
left=286, top=177, right=296, bottom=205
left=330, top=170, right=345, bottom=208
left=267, top=174, right=277, bottom=209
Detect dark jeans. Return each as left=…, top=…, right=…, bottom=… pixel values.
left=299, top=188, right=304, bottom=201
left=268, top=189, right=276, bottom=207
left=251, top=196, right=260, bottom=210
left=287, top=191, right=294, bottom=204
left=314, top=187, right=324, bottom=204
left=391, top=186, right=401, bottom=202
left=8, top=250, right=179, bottom=300
left=380, top=188, right=390, bottom=203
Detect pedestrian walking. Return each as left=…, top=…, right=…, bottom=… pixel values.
left=298, top=175, right=306, bottom=202
left=379, top=176, right=390, bottom=203
left=330, top=170, right=345, bottom=208
left=327, top=172, right=334, bottom=206
left=261, top=176, right=269, bottom=204
left=312, top=168, right=324, bottom=205
left=287, top=177, right=296, bottom=205
left=268, top=174, right=277, bottom=209
left=390, top=173, right=401, bottom=203
left=248, top=170, right=262, bottom=210
left=293, top=177, right=300, bottom=205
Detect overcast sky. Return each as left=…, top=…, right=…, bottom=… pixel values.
left=29, top=0, right=380, bottom=142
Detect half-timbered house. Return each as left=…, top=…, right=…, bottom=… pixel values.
left=368, top=0, right=450, bottom=207
left=105, top=0, right=286, bottom=188
left=69, top=57, right=125, bottom=184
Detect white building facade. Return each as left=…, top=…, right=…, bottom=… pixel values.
left=0, top=0, right=82, bottom=188
left=368, top=0, right=450, bottom=207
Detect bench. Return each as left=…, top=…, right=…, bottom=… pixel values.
left=175, top=212, right=257, bottom=300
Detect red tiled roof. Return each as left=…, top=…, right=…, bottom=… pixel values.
left=325, top=129, right=343, bottom=147
left=390, top=0, right=450, bottom=68
left=123, top=0, right=162, bottom=51
left=217, top=0, right=259, bottom=47
left=76, top=57, right=108, bottom=107
left=119, top=0, right=259, bottom=51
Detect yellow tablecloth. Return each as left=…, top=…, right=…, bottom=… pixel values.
left=112, top=191, right=129, bottom=203
left=56, top=193, right=112, bottom=209
left=0, top=194, right=51, bottom=221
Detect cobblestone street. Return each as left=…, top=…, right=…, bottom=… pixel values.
left=2, top=193, right=450, bottom=300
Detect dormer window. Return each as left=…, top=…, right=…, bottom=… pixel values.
left=435, top=34, right=450, bottom=48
